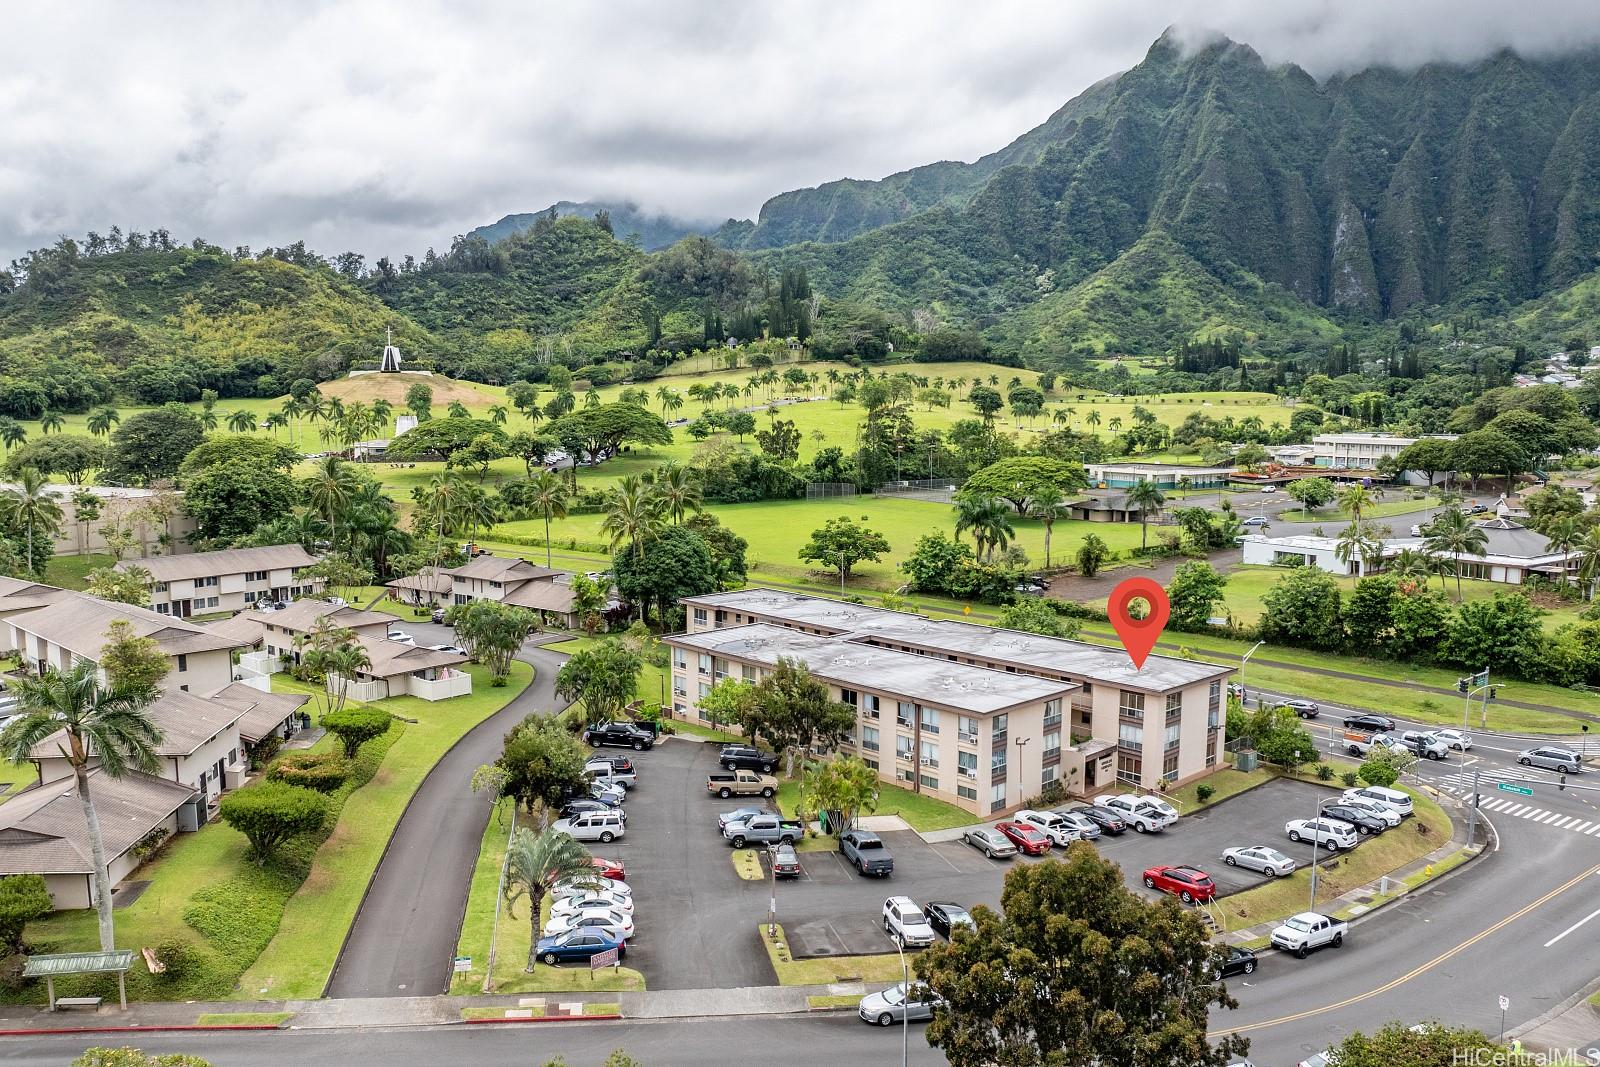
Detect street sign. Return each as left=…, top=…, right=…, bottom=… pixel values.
left=1498, top=995, right=1509, bottom=1012
left=453, top=956, right=471, bottom=973
left=1497, top=783, right=1534, bottom=796
left=590, top=947, right=619, bottom=971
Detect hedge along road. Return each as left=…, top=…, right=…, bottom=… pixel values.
left=325, top=628, right=573, bottom=998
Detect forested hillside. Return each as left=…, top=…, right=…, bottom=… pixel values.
left=468, top=200, right=715, bottom=251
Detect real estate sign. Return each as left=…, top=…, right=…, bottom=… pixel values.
left=590, top=947, right=619, bottom=971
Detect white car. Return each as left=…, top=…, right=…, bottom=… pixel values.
left=1335, top=795, right=1401, bottom=827
left=1221, top=845, right=1297, bottom=877
left=586, top=762, right=637, bottom=790
left=1286, top=818, right=1357, bottom=851
left=386, top=629, right=416, bottom=645
left=1430, top=729, right=1473, bottom=751
left=1014, top=808, right=1081, bottom=847
left=428, top=643, right=467, bottom=655
left=882, top=896, right=936, bottom=948
left=550, top=891, right=634, bottom=917
left=543, top=906, right=634, bottom=942
left=552, top=811, right=625, bottom=844
left=1103, top=794, right=1178, bottom=833
left=1260, top=485, right=1277, bottom=493
left=324, top=596, right=348, bottom=608
left=554, top=877, right=631, bottom=900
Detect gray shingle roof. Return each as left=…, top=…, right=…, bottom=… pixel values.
left=207, top=683, right=310, bottom=743
left=115, top=544, right=319, bottom=583
left=0, top=770, right=196, bottom=876
left=8, top=594, right=246, bottom=660
left=28, top=689, right=248, bottom=761
left=354, top=634, right=469, bottom=678
left=446, top=556, right=560, bottom=583
left=261, top=600, right=392, bottom=635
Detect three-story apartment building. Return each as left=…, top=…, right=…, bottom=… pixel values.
left=118, top=544, right=323, bottom=617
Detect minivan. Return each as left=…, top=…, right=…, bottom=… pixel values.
left=1518, top=747, right=1582, bottom=774
left=552, top=811, right=626, bottom=844
left=1341, top=786, right=1413, bottom=817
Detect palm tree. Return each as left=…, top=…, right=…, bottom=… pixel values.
left=226, top=409, right=257, bottom=433
left=1337, top=484, right=1380, bottom=523
left=263, top=412, right=286, bottom=437
left=0, top=659, right=162, bottom=950
left=305, top=456, right=359, bottom=550
left=504, top=825, right=598, bottom=971
left=416, top=475, right=471, bottom=574
left=601, top=476, right=665, bottom=584
left=1108, top=416, right=1123, bottom=434
left=488, top=405, right=509, bottom=426
left=650, top=464, right=702, bottom=526
left=1334, top=522, right=1384, bottom=576
left=1388, top=547, right=1433, bottom=582
left=1424, top=508, right=1489, bottom=602
left=0, top=417, right=24, bottom=458
left=309, top=641, right=373, bottom=717
left=39, top=411, right=65, bottom=435
left=657, top=388, right=684, bottom=418
left=953, top=494, right=1015, bottom=562
left=527, top=470, right=569, bottom=568
left=1027, top=488, right=1072, bottom=569
left=1125, top=480, right=1166, bottom=549
left=371, top=398, right=394, bottom=428
left=1544, top=516, right=1583, bottom=587
left=1575, top=526, right=1600, bottom=601
left=0, top=468, right=65, bottom=575
left=1085, top=410, right=1102, bottom=433
left=86, top=407, right=120, bottom=438
left=447, top=400, right=471, bottom=419
left=197, top=401, right=219, bottom=432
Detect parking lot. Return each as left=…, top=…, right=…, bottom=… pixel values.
left=605, top=737, right=1350, bottom=984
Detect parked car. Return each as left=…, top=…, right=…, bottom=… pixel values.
left=723, top=814, right=803, bottom=848
left=924, top=901, right=974, bottom=939
left=1398, top=731, right=1449, bottom=760
left=1334, top=794, right=1401, bottom=827
left=586, top=781, right=625, bottom=806
left=551, top=891, right=634, bottom=917
left=1519, top=746, right=1582, bottom=774
left=718, top=806, right=769, bottom=833
left=719, top=744, right=778, bottom=774
left=543, top=906, right=634, bottom=942
left=1468, top=502, right=1489, bottom=514
left=1220, top=946, right=1258, bottom=977
left=1431, top=729, right=1473, bottom=751
left=1260, top=485, right=1277, bottom=493
left=561, top=798, right=624, bottom=822
left=428, top=643, right=467, bottom=655
left=1320, top=803, right=1388, bottom=836
left=1103, top=794, right=1177, bottom=834
left=1286, top=818, right=1357, bottom=851
left=552, top=811, right=625, bottom=844
left=588, top=856, right=625, bottom=881
left=960, top=826, right=1018, bottom=859
left=1342, top=714, right=1396, bottom=733
left=1014, top=809, right=1081, bottom=847
left=858, top=982, right=942, bottom=1027
left=882, top=896, right=936, bottom=948
left=770, top=843, right=803, bottom=879
left=707, top=770, right=778, bottom=799
left=1341, top=785, right=1413, bottom=817
left=430, top=607, right=446, bottom=624
left=535, top=929, right=625, bottom=967
left=587, top=765, right=638, bottom=790
left=1141, top=864, right=1217, bottom=904
left=1282, top=699, right=1319, bottom=719
left=1221, top=845, right=1297, bottom=877
left=1241, top=516, right=1270, bottom=527
left=584, top=721, right=655, bottom=751
left=1049, top=809, right=1102, bottom=841
left=587, top=754, right=636, bottom=775
left=1270, top=912, right=1347, bottom=958
left=386, top=628, right=416, bottom=645
left=840, top=829, right=895, bottom=876
left=555, top=876, right=630, bottom=900
left=1065, top=804, right=1128, bottom=835
left=995, top=821, right=1052, bottom=856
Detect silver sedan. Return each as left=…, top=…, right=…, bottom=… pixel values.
left=961, top=826, right=1018, bottom=859
left=1222, top=845, right=1297, bottom=877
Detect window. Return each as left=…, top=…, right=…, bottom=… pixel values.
left=1166, top=692, right=1183, bottom=720
left=958, top=716, right=978, bottom=744
left=176, top=654, right=188, bottom=673
left=1163, top=750, right=1179, bottom=777
left=896, top=701, right=914, bottom=728
left=697, top=654, right=712, bottom=676
left=714, top=610, right=726, bottom=624
left=713, top=658, right=729, bottom=680
left=957, top=751, right=977, bottom=779
left=1165, top=723, right=1181, bottom=749
left=864, top=758, right=880, bottom=771
left=992, top=713, right=1008, bottom=737
left=1118, top=723, right=1142, bottom=750
left=839, top=687, right=857, bottom=706
left=199, top=576, right=219, bottom=588
left=1041, top=765, right=1058, bottom=784
left=991, top=749, right=1006, bottom=773
left=1043, top=730, right=1060, bottom=760
left=1118, top=751, right=1143, bottom=779
left=957, top=784, right=977, bottom=802
left=1119, top=691, right=1145, bottom=720
left=741, top=664, right=757, bottom=683
left=1043, top=698, right=1062, bottom=728
left=245, top=570, right=268, bottom=582
left=896, top=735, right=914, bottom=761
left=672, top=648, right=687, bottom=669
left=155, top=604, right=170, bottom=615
left=863, top=694, right=881, bottom=718
left=1209, top=679, right=1222, bottom=719
left=673, top=677, right=687, bottom=698
left=862, top=726, right=880, bottom=752
left=692, top=608, right=707, bottom=624
left=919, top=739, right=938, bottom=768
left=698, top=682, right=710, bottom=700
left=153, top=582, right=168, bottom=593
left=919, top=773, right=939, bottom=791
left=243, top=591, right=258, bottom=604
left=990, top=783, right=1006, bottom=813
left=919, top=706, right=940, bottom=734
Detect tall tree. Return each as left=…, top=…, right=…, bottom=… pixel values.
left=1423, top=508, right=1489, bottom=601
left=505, top=826, right=599, bottom=971
left=525, top=470, right=569, bottom=568
left=1126, top=480, right=1166, bottom=549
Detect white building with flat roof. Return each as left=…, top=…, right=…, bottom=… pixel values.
left=1311, top=433, right=1457, bottom=477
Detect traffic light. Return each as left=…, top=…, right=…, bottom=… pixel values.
left=1489, top=687, right=1498, bottom=700
left=1458, top=678, right=1469, bottom=694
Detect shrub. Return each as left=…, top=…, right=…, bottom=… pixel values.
left=1341, top=771, right=1359, bottom=787
left=321, top=706, right=394, bottom=759
left=0, top=875, right=51, bottom=951
left=153, top=937, right=199, bottom=981
left=1195, top=784, right=1215, bottom=803
left=246, top=734, right=283, bottom=770
left=267, top=752, right=352, bottom=793
left=1316, top=763, right=1335, bottom=781
left=0, top=952, right=27, bottom=993
left=219, top=782, right=331, bottom=863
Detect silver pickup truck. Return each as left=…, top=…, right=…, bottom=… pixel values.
left=1270, top=911, right=1347, bottom=958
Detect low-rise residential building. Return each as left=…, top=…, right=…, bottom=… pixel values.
left=1063, top=491, right=1153, bottom=523
left=665, top=589, right=1231, bottom=816
left=1083, top=462, right=1234, bottom=490
left=1310, top=433, right=1457, bottom=482
left=385, top=568, right=452, bottom=608
left=0, top=577, right=73, bottom=634
left=256, top=601, right=393, bottom=663
left=117, top=544, right=322, bottom=618
left=1239, top=517, right=1580, bottom=584
left=391, top=554, right=581, bottom=627
left=337, top=634, right=472, bottom=702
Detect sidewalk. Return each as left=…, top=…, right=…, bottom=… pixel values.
left=1510, top=979, right=1600, bottom=1057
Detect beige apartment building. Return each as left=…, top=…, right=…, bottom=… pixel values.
left=666, top=589, right=1231, bottom=817
left=118, top=544, right=323, bottom=618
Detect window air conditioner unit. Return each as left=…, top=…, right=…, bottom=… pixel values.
left=920, top=758, right=931, bottom=766
left=960, top=768, right=977, bottom=779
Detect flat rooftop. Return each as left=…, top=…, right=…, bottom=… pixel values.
left=668, top=624, right=1077, bottom=714
left=684, top=588, right=1231, bottom=692
left=1085, top=462, right=1235, bottom=474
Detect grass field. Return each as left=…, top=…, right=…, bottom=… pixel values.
left=195, top=1011, right=294, bottom=1026
left=543, top=636, right=670, bottom=711
left=1273, top=497, right=1438, bottom=524
left=775, top=777, right=973, bottom=833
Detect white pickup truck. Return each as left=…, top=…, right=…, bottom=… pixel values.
left=1270, top=911, right=1347, bottom=958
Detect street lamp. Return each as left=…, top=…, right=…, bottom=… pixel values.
left=1299, top=750, right=1321, bottom=910
left=1240, top=641, right=1265, bottom=707
left=1014, top=736, right=1029, bottom=809
left=886, top=928, right=910, bottom=1067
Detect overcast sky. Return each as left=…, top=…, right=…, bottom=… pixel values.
left=4, top=0, right=1600, bottom=265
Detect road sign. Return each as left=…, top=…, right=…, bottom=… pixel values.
left=590, top=947, right=619, bottom=971
left=1498, top=995, right=1509, bottom=1012
left=453, top=956, right=471, bottom=973
left=1497, top=783, right=1534, bottom=796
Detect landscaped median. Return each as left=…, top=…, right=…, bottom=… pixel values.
left=449, top=799, right=645, bottom=995
left=760, top=923, right=905, bottom=986
left=460, top=1002, right=619, bottom=1021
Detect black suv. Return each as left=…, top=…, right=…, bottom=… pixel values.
left=720, top=744, right=778, bottom=774
left=586, top=754, right=635, bottom=775
left=1321, top=803, right=1387, bottom=836
left=1342, top=714, right=1396, bottom=733
left=584, top=722, right=655, bottom=751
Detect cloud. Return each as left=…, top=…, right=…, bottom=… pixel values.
left=2, top=0, right=1598, bottom=264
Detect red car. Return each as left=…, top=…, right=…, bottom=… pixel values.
left=591, top=856, right=626, bottom=881
left=1142, top=864, right=1216, bottom=904
left=995, top=821, right=1052, bottom=856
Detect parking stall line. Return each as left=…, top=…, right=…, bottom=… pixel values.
left=928, top=844, right=965, bottom=873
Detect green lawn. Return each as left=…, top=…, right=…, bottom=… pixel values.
left=775, top=778, right=973, bottom=833
left=0, top=760, right=36, bottom=801
left=236, top=660, right=533, bottom=999
left=195, top=1011, right=294, bottom=1026
left=1165, top=764, right=1274, bottom=812
left=1274, top=497, right=1437, bottom=524
left=42, top=553, right=114, bottom=590
left=449, top=798, right=645, bottom=995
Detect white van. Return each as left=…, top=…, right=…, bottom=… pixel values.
left=552, top=811, right=626, bottom=844
left=1340, top=785, right=1412, bottom=817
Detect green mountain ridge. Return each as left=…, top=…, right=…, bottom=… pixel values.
left=467, top=200, right=717, bottom=251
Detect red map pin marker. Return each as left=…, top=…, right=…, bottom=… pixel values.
left=1108, top=576, right=1170, bottom=670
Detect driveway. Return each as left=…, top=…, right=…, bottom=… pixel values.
left=325, top=629, right=572, bottom=999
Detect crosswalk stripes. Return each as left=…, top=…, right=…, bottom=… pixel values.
left=1469, top=794, right=1600, bottom=837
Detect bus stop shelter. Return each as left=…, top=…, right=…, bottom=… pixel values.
left=23, top=950, right=133, bottom=1010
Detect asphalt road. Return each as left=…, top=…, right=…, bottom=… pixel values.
left=325, top=627, right=573, bottom=999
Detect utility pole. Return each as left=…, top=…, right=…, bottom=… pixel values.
left=1240, top=641, right=1265, bottom=708
left=483, top=804, right=516, bottom=993
left=767, top=842, right=778, bottom=937
left=1465, top=767, right=1480, bottom=848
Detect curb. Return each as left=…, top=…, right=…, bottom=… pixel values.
left=0, top=1024, right=284, bottom=1037
left=460, top=1014, right=622, bottom=1025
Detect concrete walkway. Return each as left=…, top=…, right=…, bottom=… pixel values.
left=324, top=635, right=574, bottom=1000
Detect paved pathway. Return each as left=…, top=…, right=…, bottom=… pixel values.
left=324, top=635, right=574, bottom=999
